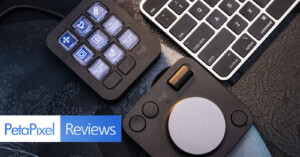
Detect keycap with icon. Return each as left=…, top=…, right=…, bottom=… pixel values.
left=72, top=16, right=93, bottom=37
left=58, top=30, right=78, bottom=51
left=87, top=2, right=108, bottom=22
left=72, top=45, right=94, bottom=66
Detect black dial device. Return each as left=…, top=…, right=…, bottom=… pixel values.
left=123, top=57, right=253, bottom=156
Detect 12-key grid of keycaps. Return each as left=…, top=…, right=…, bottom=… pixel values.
left=142, top=0, right=298, bottom=79
left=58, top=2, right=140, bottom=82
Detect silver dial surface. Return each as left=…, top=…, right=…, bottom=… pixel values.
left=168, top=97, right=226, bottom=155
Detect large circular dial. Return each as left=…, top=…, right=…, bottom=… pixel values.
left=168, top=97, right=226, bottom=155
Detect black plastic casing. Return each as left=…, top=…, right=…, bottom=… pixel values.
left=47, top=0, right=161, bottom=101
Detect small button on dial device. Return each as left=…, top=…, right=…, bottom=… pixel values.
left=129, top=115, right=146, bottom=132
left=168, top=97, right=226, bottom=155
left=231, top=110, right=248, bottom=127
left=142, top=102, right=159, bottom=118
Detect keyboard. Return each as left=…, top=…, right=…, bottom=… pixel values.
left=140, top=0, right=300, bottom=80
left=47, top=0, right=161, bottom=101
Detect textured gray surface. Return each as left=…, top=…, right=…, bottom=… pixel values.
left=230, top=14, right=300, bottom=156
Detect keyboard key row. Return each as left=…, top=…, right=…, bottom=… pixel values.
left=153, top=0, right=260, bottom=37
left=142, top=0, right=297, bottom=78
left=60, top=25, right=139, bottom=52
left=201, top=31, right=259, bottom=76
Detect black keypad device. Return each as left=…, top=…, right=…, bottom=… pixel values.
left=47, top=0, right=161, bottom=101
left=140, top=0, right=299, bottom=80
left=123, top=57, right=253, bottom=156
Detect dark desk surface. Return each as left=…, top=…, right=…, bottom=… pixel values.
left=230, top=14, right=300, bottom=156
left=0, top=0, right=299, bottom=156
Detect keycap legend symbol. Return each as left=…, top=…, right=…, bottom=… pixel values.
left=77, top=49, right=87, bottom=59
left=94, top=7, right=99, bottom=16
left=77, top=21, right=85, bottom=29
left=63, top=37, right=70, bottom=43
left=92, top=34, right=101, bottom=44
left=87, top=3, right=108, bottom=22
left=58, top=31, right=79, bottom=51
left=109, top=49, right=116, bottom=57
